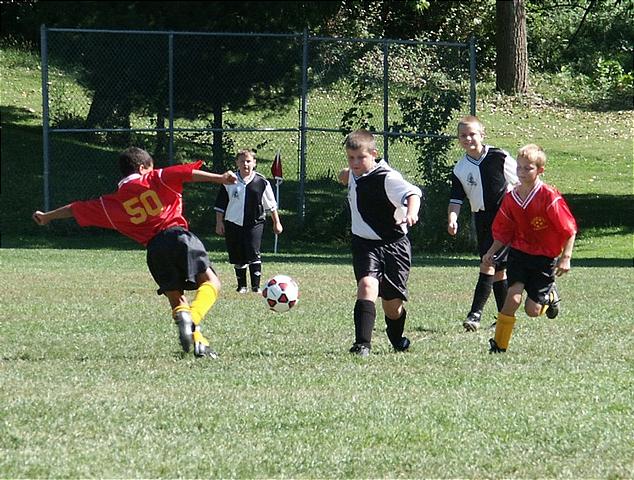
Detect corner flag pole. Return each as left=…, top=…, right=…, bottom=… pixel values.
left=271, top=149, right=283, bottom=254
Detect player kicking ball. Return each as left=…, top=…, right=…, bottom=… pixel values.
left=32, top=147, right=237, bottom=358
left=483, top=144, right=577, bottom=353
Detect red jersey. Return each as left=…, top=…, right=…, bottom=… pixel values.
left=493, top=180, right=577, bottom=258
left=71, top=161, right=202, bottom=246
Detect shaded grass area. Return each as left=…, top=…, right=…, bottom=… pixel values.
left=1, top=248, right=633, bottom=478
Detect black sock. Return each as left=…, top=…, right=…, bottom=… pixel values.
left=469, top=273, right=493, bottom=316
left=249, top=263, right=262, bottom=290
left=385, top=309, right=406, bottom=347
left=353, top=299, right=376, bottom=348
left=493, top=279, right=508, bottom=312
left=235, top=266, right=247, bottom=289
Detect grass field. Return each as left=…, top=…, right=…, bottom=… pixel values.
left=1, top=249, right=633, bottom=478
left=1, top=43, right=633, bottom=478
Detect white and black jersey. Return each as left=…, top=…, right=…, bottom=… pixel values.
left=449, top=145, right=517, bottom=213
left=214, top=171, right=277, bottom=226
left=348, top=160, right=422, bottom=242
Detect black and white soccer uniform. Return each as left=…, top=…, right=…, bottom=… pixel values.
left=214, top=171, right=277, bottom=268
left=347, top=160, right=422, bottom=301
left=449, top=145, right=517, bottom=258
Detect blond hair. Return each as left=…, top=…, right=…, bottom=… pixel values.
left=517, top=144, right=547, bottom=168
left=236, top=149, right=255, bottom=161
left=344, top=129, right=377, bottom=152
left=457, top=115, right=484, bottom=134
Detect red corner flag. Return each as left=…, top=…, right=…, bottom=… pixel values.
left=271, top=150, right=283, bottom=182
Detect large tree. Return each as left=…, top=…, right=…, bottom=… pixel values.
left=496, top=0, right=528, bottom=94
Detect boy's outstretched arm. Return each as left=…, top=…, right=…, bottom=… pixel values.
left=33, top=204, right=74, bottom=226
left=555, top=233, right=576, bottom=277
left=192, top=169, right=237, bottom=185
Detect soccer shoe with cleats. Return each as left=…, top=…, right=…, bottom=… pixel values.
left=488, top=338, right=506, bottom=353
left=545, top=285, right=560, bottom=319
left=192, top=327, right=217, bottom=359
left=349, top=343, right=370, bottom=357
left=236, top=286, right=248, bottom=294
left=194, top=343, right=219, bottom=359
left=174, top=310, right=194, bottom=353
left=392, top=336, right=411, bottom=352
left=251, top=287, right=262, bottom=293
left=463, top=312, right=481, bottom=332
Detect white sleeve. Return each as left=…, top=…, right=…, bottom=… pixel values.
left=503, top=151, right=519, bottom=188
left=262, top=182, right=278, bottom=212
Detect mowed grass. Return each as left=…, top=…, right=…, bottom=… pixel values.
left=1, top=248, right=633, bottom=478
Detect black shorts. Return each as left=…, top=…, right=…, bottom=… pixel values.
left=146, top=227, right=213, bottom=295
left=351, top=234, right=411, bottom=301
left=475, top=210, right=507, bottom=270
left=506, top=248, right=556, bottom=304
left=224, top=221, right=263, bottom=266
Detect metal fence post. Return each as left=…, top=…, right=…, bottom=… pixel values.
left=41, top=24, right=50, bottom=211
left=469, top=36, right=477, bottom=116
left=168, top=33, right=174, bottom=164
left=298, top=28, right=309, bottom=223
left=383, top=40, right=389, bottom=162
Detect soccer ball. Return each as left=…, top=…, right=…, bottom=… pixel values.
left=262, top=274, right=299, bottom=313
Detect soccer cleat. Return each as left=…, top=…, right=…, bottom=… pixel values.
left=489, top=338, right=506, bottom=353
left=349, top=343, right=370, bottom=357
left=463, top=312, right=481, bottom=332
left=236, top=286, right=248, bottom=294
left=251, top=287, right=262, bottom=293
left=194, top=343, right=219, bottom=359
left=174, top=310, right=193, bottom=353
left=392, top=336, right=410, bottom=352
left=545, top=285, right=560, bottom=319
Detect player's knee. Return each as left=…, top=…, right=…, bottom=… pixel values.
left=524, top=303, right=541, bottom=317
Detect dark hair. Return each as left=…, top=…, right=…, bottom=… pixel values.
left=344, top=129, right=376, bottom=152
left=119, top=147, right=153, bottom=176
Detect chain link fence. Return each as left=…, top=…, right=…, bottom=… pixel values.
left=42, top=26, right=476, bottom=247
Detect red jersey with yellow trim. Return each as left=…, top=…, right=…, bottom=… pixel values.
left=492, top=180, right=577, bottom=258
left=70, top=161, right=202, bottom=246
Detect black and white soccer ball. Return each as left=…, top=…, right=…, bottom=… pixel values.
left=262, top=274, right=299, bottom=313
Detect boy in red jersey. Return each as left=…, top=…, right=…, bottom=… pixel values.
left=483, top=144, right=577, bottom=353
left=32, top=147, right=237, bottom=358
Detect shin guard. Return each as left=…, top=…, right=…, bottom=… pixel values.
left=493, top=279, right=508, bottom=312
left=190, top=281, right=218, bottom=325
left=493, top=313, right=516, bottom=351
left=353, top=299, right=376, bottom=347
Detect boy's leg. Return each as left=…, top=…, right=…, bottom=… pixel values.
left=245, top=224, right=264, bottom=292
left=188, top=270, right=221, bottom=358
left=489, top=283, right=522, bottom=353
left=492, top=270, right=508, bottom=313
left=383, top=300, right=409, bottom=351
left=234, top=265, right=248, bottom=293
left=465, top=270, right=494, bottom=331
left=166, top=291, right=194, bottom=353
left=249, top=262, right=262, bottom=292
left=351, top=276, right=379, bottom=356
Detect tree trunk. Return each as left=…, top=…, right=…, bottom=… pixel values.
left=495, top=0, right=528, bottom=94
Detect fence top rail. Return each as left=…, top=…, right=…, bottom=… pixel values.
left=43, top=26, right=469, bottom=48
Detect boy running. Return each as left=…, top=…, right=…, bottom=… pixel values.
left=448, top=115, right=518, bottom=331
left=483, top=144, right=577, bottom=353
left=339, top=130, right=422, bottom=357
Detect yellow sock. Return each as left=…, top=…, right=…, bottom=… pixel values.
left=193, top=329, right=209, bottom=347
left=190, top=281, right=218, bottom=325
left=172, top=305, right=191, bottom=319
left=494, top=313, right=516, bottom=350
